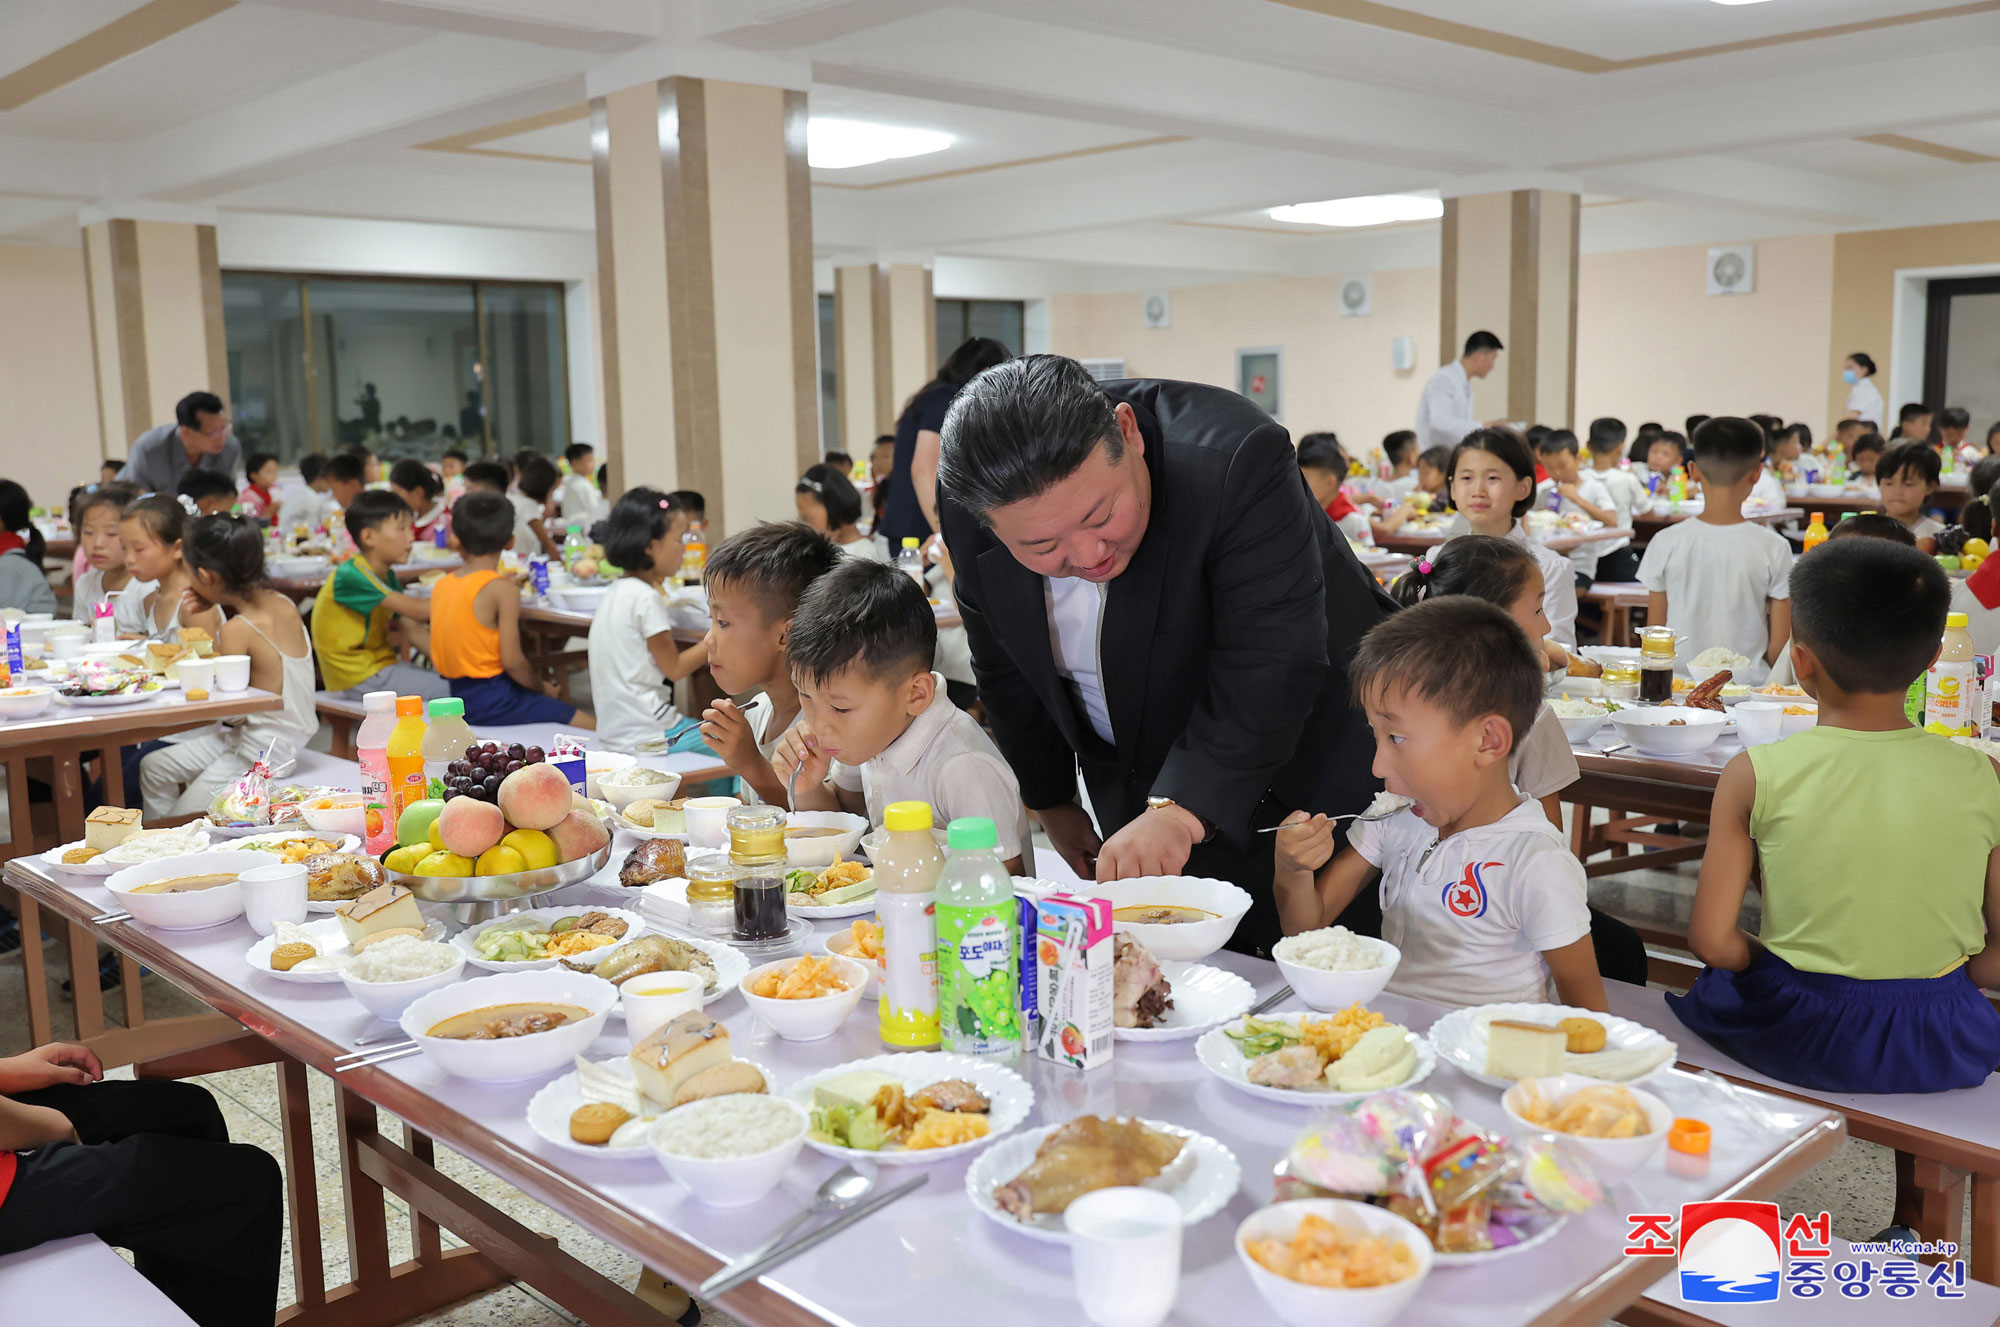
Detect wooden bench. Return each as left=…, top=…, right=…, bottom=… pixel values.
left=315, top=691, right=366, bottom=760
left=0, top=1234, right=196, bottom=1325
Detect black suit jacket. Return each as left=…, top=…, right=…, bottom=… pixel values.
left=941, top=378, right=1394, bottom=848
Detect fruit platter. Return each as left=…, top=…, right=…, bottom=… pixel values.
left=380, top=741, right=614, bottom=903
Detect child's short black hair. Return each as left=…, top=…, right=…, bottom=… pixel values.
left=1382, top=430, right=1418, bottom=467
left=101, top=458, right=123, bottom=477
left=563, top=443, right=594, bottom=465
left=324, top=453, right=365, bottom=486
left=176, top=469, right=237, bottom=504
left=1448, top=427, right=1539, bottom=519
left=1941, top=407, right=1971, bottom=433
left=1849, top=431, right=1886, bottom=462
left=388, top=459, right=442, bottom=503
left=1534, top=428, right=1578, bottom=457
left=601, top=487, right=678, bottom=572
left=1835, top=417, right=1868, bottom=437
left=705, top=521, right=841, bottom=625
left=1969, top=455, right=2000, bottom=505
left=669, top=489, right=706, bottom=519
left=1352, top=596, right=1542, bottom=752
left=344, top=489, right=413, bottom=546
left=1296, top=432, right=1344, bottom=474
left=517, top=455, right=558, bottom=503
left=1389, top=533, right=1538, bottom=611
left=299, top=452, right=327, bottom=485
left=796, top=464, right=863, bottom=530
left=1899, top=401, right=1933, bottom=428
left=1587, top=417, right=1627, bottom=454
left=443, top=448, right=469, bottom=464
left=512, top=448, right=536, bottom=477
left=451, top=491, right=515, bottom=557
left=1685, top=414, right=1711, bottom=439
left=822, top=450, right=853, bottom=470
left=787, top=558, right=937, bottom=687
left=1790, top=537, right=1948, bottom=693
left=1774, top=422, right=1811, bottom=451
left=462, top=460, right=510, bottom=493
left=245, top=451, right=278, bottom=478
left=1416, top=445, right=1450, bottom=475
left=1826, top=512, right=1916, bottom=546
left=1689, top=417, right=1765, bottom=486
left=1971, top=478, right=2000, bottom=543
left=184, top=514, right=269, bottom=593
left=1876, top=440, right=1940, bottom=488
left=1749, top=414, right=1784, bottom=443
left=1524, top=424, right=1550, bottom=452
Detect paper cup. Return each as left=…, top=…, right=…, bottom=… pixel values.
left=177, top=657, right=215, bottom=694
left=213, top=654, right=251, bottom=692
left=1066, top=1187, right=1182, bottom=1327
left=238, top=862, right=308, bottom=936
left=622, top=970, right=708, bottom=1045
left=48, top=634, right=84, bottom=660
left=684, top=796, right=741, bottom=850
left=1735, top=702, right=1785, bottom=747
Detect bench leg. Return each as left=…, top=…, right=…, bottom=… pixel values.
left=1895, top=1151, right=1969, bottom=1267
left=1973, top=1173, right=1999, bottom=1284
left=328, top=715, right=357, bottom=761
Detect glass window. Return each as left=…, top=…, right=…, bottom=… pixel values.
left=482, top=283, right=569, bottom=456
left=222, top=274, right=308, bottom=460
left=936, top=298, right=1025, bottom=358
left=306, top=276, right=479, bottom=461
left=819, top=293, right=837, bottom=455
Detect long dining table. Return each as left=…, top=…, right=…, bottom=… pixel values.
left=4, top=826, right=1845, bottom=1327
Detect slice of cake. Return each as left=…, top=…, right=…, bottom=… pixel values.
left=628, top=1012, right=731, bottom=1108
left=143, top=642, right=186, bottom=676
left=178, top=627, right=214, bottom=658
left=336, top=884, right=422, bottom=948
left=85, top=806, right=142, bottom=852
left=1485, top=1019, right=1568, bottom=1079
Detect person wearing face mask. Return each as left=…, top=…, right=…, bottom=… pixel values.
left=937, top=355, right=1396, bottom=955
left=1840, top=352, right=1883, bottom=430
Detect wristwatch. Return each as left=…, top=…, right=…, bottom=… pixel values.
left=1146, top=796, right=1215, bottom=843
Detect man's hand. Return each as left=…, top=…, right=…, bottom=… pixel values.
left=0, top=1043, right=102, bottom=1094
left=1274, top=811, right=1335, bottom=875
left=699, top=699, right=763, bottom=773
left=1096, top=805, right=1201, bottom=881
left=1035, top=802, right=1103, bottom=880
left=771, top=728, right=835, bottom=808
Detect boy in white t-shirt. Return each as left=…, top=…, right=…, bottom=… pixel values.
left=1638, top=418, right=1794, bottom=685
left=558, top=443, right=605, bottom=524
left=1584, top=418, right=1647, bottom=583
left=1532, top=429, right=1614, bottom=588
left=1273, top=597, right=1605, bottom=1011
left=775, top=559, right=1031, bottom=873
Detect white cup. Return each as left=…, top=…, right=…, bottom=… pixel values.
left=684, top=795, right=741, bottom=850
left=48, top=633, right=84, bottom=660
left=212, top=654, right=252, bottom=692
left=1735, top=702, right=1785, bottom=747
left=177, top=656, right=215, bottom=694
left=238, top=862, right=308, bottom=936
left=1066, top=1187, right=1182, bottom=1327
left=622, top=969, right=708, bottom=1044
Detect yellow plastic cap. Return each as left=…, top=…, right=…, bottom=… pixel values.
left=902, top=537, right=920, bottom=548
left=1949, top=612, right=1970, bottom=630
left=883, top=800, right=933, bottom=832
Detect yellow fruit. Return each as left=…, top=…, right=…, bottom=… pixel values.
left=413, top=850, right=474, bottom=877
left=1965, top=551, right=1987, bottom=572
left=500, top=828, right=558, bottom=870
left=475, top=845, right=528, bottom=876
left=427, top=818, right=445, bottom=850
left=383, top=844, right=428, bottom=875
left=1965, top=538, right=1991, bottom=559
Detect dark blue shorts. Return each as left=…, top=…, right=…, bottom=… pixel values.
left=1667, top=947, right=2000, bottom=1094
left=447, top=674, right=579, bottom=727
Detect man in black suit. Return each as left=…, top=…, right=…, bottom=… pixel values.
left=937, top=355, right=1392, bottom=954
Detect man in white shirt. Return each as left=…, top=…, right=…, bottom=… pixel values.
left=1414, top=330, right=1506, bottom=452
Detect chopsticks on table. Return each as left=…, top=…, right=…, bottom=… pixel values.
left=333, top=1040, right=421, bottom=1073
left=1247, top=983, right=1294, bottom=1016
left=700, top=1173, right=927, bottom=1299
left=89, top=908, right=131, bottom=925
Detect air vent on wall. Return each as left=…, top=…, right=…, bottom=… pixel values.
left=1707, top=245, right=1754, bottom=296
left=1142, top=291, right=1171, bottom=329
left=1338, top=274, right=1373, bottom=317
left=1078, top=358, right=1126, bottom=382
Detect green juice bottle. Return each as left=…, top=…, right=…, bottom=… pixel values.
left=933, top=817, right=1021, bottom=1059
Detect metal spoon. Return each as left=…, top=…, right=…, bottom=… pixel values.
left=1256, top=801, right=1410, bottom=833
left=700, top=1165, right=876, bottom=1297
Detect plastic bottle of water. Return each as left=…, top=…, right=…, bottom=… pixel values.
left=896, top=536, right=926, bottom=590
left=562, top=519, right=588, bottom=571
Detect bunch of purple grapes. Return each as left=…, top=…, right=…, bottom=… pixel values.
left=441, top=741, right=547, bottom=803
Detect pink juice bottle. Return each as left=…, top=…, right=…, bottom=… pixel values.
left=356, top=690, right=399, bottom=855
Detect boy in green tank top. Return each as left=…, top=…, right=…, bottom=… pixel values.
left=1671, top=537, right=2000, bottom=1094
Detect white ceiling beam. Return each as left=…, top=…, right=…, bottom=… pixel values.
left=949, top=223, right=1302, bottom=277
left=243, top=0, right=662, bottom=52
left=1580, top=156, right=1886, bottom=229
left=698, top=0, right=950, bottom=50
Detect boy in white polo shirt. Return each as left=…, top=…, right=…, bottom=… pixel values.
left=1272, top=597, right=1605, bottom=1011
left=775, top=559, right=1031, bottom=874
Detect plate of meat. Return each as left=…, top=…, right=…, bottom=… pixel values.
left=1112, top=937, right=1255, bottom=1042
left=966, top=1115, right=1238, bottom=1243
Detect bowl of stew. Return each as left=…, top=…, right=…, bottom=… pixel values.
left=104, top=850, right=280, bottom=929
left=400, top=968, right=618, bottom=1082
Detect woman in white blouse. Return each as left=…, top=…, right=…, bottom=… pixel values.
left=1841, top=351, right=1884, bottom=429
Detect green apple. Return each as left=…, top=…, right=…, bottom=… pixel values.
left=396, top=798, right=445, bottom=848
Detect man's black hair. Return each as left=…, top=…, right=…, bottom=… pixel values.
left=937, top=354, right=1122, bottom=518
left=175, top=391, right=224, bottom=429
left=1463, top=330, right=1503, bottom=356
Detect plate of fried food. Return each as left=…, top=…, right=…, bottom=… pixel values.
left=526, top=1012, right=775, bottom=1158
left=966, top=1115, right=1240, bottom=1244
left=1196, top=1005, right=1434, bottom=1105
left=821, top=919, right=884, bottom=999
left=453, top=906, right=646, bottom=972
left=791, top=1054, right=1030, bottom=1165
left=782, top=859, right=877, bottom=918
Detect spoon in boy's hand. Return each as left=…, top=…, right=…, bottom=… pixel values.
left=1256, top=799, right=1412, bottom=833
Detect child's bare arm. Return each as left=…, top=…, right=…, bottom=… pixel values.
left=1968, top=759, right=2000, bottom=990
left=1687, top=754, right=1759, bottom=972
left=1543, top=937, right=1608, bottom=1009
left=382, top=587, right=431, bottom=621
left=1765, top=597, right=1791, bottom=662
left=1274, top=812, right=1377, bottom=935
left=645, top=628, right=708, bottom=682
left=490, top=584, right=542, bottom=693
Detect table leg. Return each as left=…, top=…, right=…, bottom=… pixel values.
left=406, top=1124, right=443, bottom=1265
left=6, top=755, right=34, bottom=856
left=119, top=954, right=143, bottom=1027
left=66, top=913, right=103, bottom=1039
left=1895, top=1151, right=1969, bottom=1266
left=1972, top=1173, right=1998, bottom=1284
left=281, top=1059, right=327, bottom=1314
left=103, top=741, right=126, bottom=808
left=17, top=892, right=50, bottom=1046
left=335, top=1083, right=394, bottom=1287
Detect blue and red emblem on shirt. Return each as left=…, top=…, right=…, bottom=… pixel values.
left=1443, top=862, right=1500, bottom=918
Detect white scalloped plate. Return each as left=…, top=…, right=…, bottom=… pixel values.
left=1426, top=1002, right=1675, bottom=1089
left=965, top=1118, right=1239, bottom=1244
left=1195, top=1015, right=1435, bottom=1105
left=1114, top=962, right=1255, bottom=1042
left=525, top=1056, right=775, bottom=1160
left=788, top=1053, right=1031, bottom=1166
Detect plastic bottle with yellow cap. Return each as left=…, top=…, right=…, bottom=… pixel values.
left=876, top=800, right=943, bottom=1049
left=1926, top=612, right=1978, bottom=736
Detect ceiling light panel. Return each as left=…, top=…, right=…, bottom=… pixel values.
left=1266, top=194, right=1444, bottom=228
left=808, top=118, right=954, bottom=170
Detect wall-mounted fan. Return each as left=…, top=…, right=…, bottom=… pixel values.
left=1338, top=274, right=1372, bottom=317
left=1707, top=245, right=1754, bottom=296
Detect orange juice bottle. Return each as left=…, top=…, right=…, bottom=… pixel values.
left=386, top=696, right=430, bottom=826
left=1801, top=512, right=1829, bottom=554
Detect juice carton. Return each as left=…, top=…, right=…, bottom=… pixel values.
left=549, top=733, right=589, bottom=792
left=1012, top=877, right=1062, bottom=1042
left=4, top=623, right=22, bottom=681
left=1035, top=894, right=1114, bottom=1072
left=92, top=601, right=115, bottom=645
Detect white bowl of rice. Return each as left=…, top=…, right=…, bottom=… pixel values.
left=648, top=1094, right=808, bottom=1206
left=1272, top=927, right=1400, bottom=1010
left=1548, top=696, right=1609, bottom=743
left=1688, top=648, right=1751, bottom=686
left=340, top=936, right=466, bottom=1021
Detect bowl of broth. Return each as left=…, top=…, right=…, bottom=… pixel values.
left=400, top=968, right=618, bottom=1082
left=1091, top=876, right=1253, bottom=961
left=782, top=811, right=868, bottom=869
left=105, top=850, right=281, bottom=929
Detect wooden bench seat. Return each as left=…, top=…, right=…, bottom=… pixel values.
left=0, top=1234, right=196, bottom=1325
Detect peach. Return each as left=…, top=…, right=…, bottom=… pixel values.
left=438, top=796, right=505, bottom=859
left=496, top=762, right=573, bottom=831
left=547, top=808, right=610, bottom=863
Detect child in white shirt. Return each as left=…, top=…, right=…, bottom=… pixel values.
left=1273, top=596, right=1605, bottom=1010
left=586, top=489, right=716, bottom=755
left=559, top=444, right=605, bottom=524
left=1876, top=440, right=1946, bottom=547
left=1432, top=428, right=1579, bottom=645
left=1533, top=429, right=1615, bottom=587
left=1584, top=418, right=1648, bottom=583
left=69, top=485, right=153, bottom=636
left=776, top=558, right=1031, bottom=873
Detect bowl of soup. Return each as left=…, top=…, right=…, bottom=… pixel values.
left=105, top=850, right=281, bottom=929
left=1090, top=876, right=1253, bottom=961
left=400, top=967, right=618, bottom=1082
left=782, top=811, right=869, bottom=869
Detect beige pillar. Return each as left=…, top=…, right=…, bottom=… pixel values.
left=831, top=261, right=934, bottom=450
left=590, top=75, right=816, bottom=534
left=1439, top=189, right=1579, bottom=427
left=80, top=216, right=228, bottom=457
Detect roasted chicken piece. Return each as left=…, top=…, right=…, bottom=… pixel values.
left=564, top=934, right=717, bottom=990
left=909, top=1078, right=990, bottom=1114
left=619, top=837, right=687, bottom=888
left=1113, top=934, right=1174, bottom=1029
left=992, top=1115, right=1184, bottom=1219
left=1246, top=1044, right=1330, bottom=1088
left=1684, top=669, right=1730, bottom=711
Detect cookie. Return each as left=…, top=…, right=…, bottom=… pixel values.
left=569, top=1102, right=631, bottom=1145
left=269, top=942, right=316, bottom=972
left=1557, top=1016, right=1606, bottom=1054
left=61, top=845, right=102, bottom=865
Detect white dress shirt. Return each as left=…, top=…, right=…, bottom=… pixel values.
left=1845, top=377, right=1884, bottom=429
left=1415, top=360, right=1481, bottom=452
left=1045, top=575, right=1113, bottom=746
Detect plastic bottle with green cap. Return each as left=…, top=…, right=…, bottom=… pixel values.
left=422, top=696, right=475, bottom=799
left=935, top=816, right=1021, bottom=1058
left=876, top=800, right=944, bottom=1050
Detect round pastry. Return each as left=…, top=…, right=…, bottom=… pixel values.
left=1557, top=1016, right=1606, bottom=1054
left=269, top=941, right=316, bottom=972
left=569, top=1102, right=630, bottom=1145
